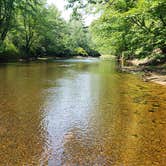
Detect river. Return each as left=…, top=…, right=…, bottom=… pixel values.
left=0, top=58, right=166, bottom=165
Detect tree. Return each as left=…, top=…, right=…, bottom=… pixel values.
left=67, top=0, right=166, bottom=59
left=0, top=0, right=17, bottom=43
left=0, top=0, right=100, bottom=61
left=38, top=5, right=67, bottom=56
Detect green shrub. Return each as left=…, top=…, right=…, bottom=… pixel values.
left=74, top=47, right=88, bottom=56
left=0, top=40, right=19, bottom=61
left=87, top=49, right=101, bottom=57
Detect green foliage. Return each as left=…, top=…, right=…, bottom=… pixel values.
left=1, top=0, right=165, bottom=62
left=0, top=0, right=99, bottom=61
left=87, top=0, right=166, bottom=59
left=0, top=38, right=19, bottom=61
left=75, top=47, right=88, bottom=56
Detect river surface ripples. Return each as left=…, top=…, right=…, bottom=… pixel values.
left=0, top=58, right=166, bottom=165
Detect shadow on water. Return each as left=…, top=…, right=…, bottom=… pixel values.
left=0, top=58, right=166, bottom=165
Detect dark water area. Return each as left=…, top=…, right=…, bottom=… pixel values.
left=0, top=58, right=166, bottom=165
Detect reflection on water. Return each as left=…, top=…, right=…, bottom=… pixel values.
left=0, top=59, right=166, bottom=165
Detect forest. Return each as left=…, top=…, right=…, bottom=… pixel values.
left=0, top=0, right=100, bottom=62
left=68, top=0, right=166, bottom=64
left=0, top=0, right=166, bottom=63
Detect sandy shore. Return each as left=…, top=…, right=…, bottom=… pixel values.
left=142, top=73, right=166, bottom=85
left=122, top=59, right=166, bottom=86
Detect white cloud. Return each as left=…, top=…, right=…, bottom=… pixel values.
left=47, top=0, right=97, bottom=26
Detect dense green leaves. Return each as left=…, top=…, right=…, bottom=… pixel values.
left=67, top=0, right=165, bottom=59
left=2, top=0, right=164, bottom=61
left=89, top=0, right=166, bottom=58
left=0, top=0, right=100, bottom=61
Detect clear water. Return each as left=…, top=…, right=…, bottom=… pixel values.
left=0, top=59, right=166, bottom=165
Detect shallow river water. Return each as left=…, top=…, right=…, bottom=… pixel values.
left=0, top=58, right=166, bottom=166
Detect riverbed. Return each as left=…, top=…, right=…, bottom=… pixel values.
left=0, top=58, right=166, bottom=165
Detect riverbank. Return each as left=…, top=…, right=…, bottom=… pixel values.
left=122, top=58, right=166, bottom=86
left=0, top=55, right=100, bottom=63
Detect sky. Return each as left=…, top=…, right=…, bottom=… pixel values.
left=47, top=0, right=96, bottom=25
